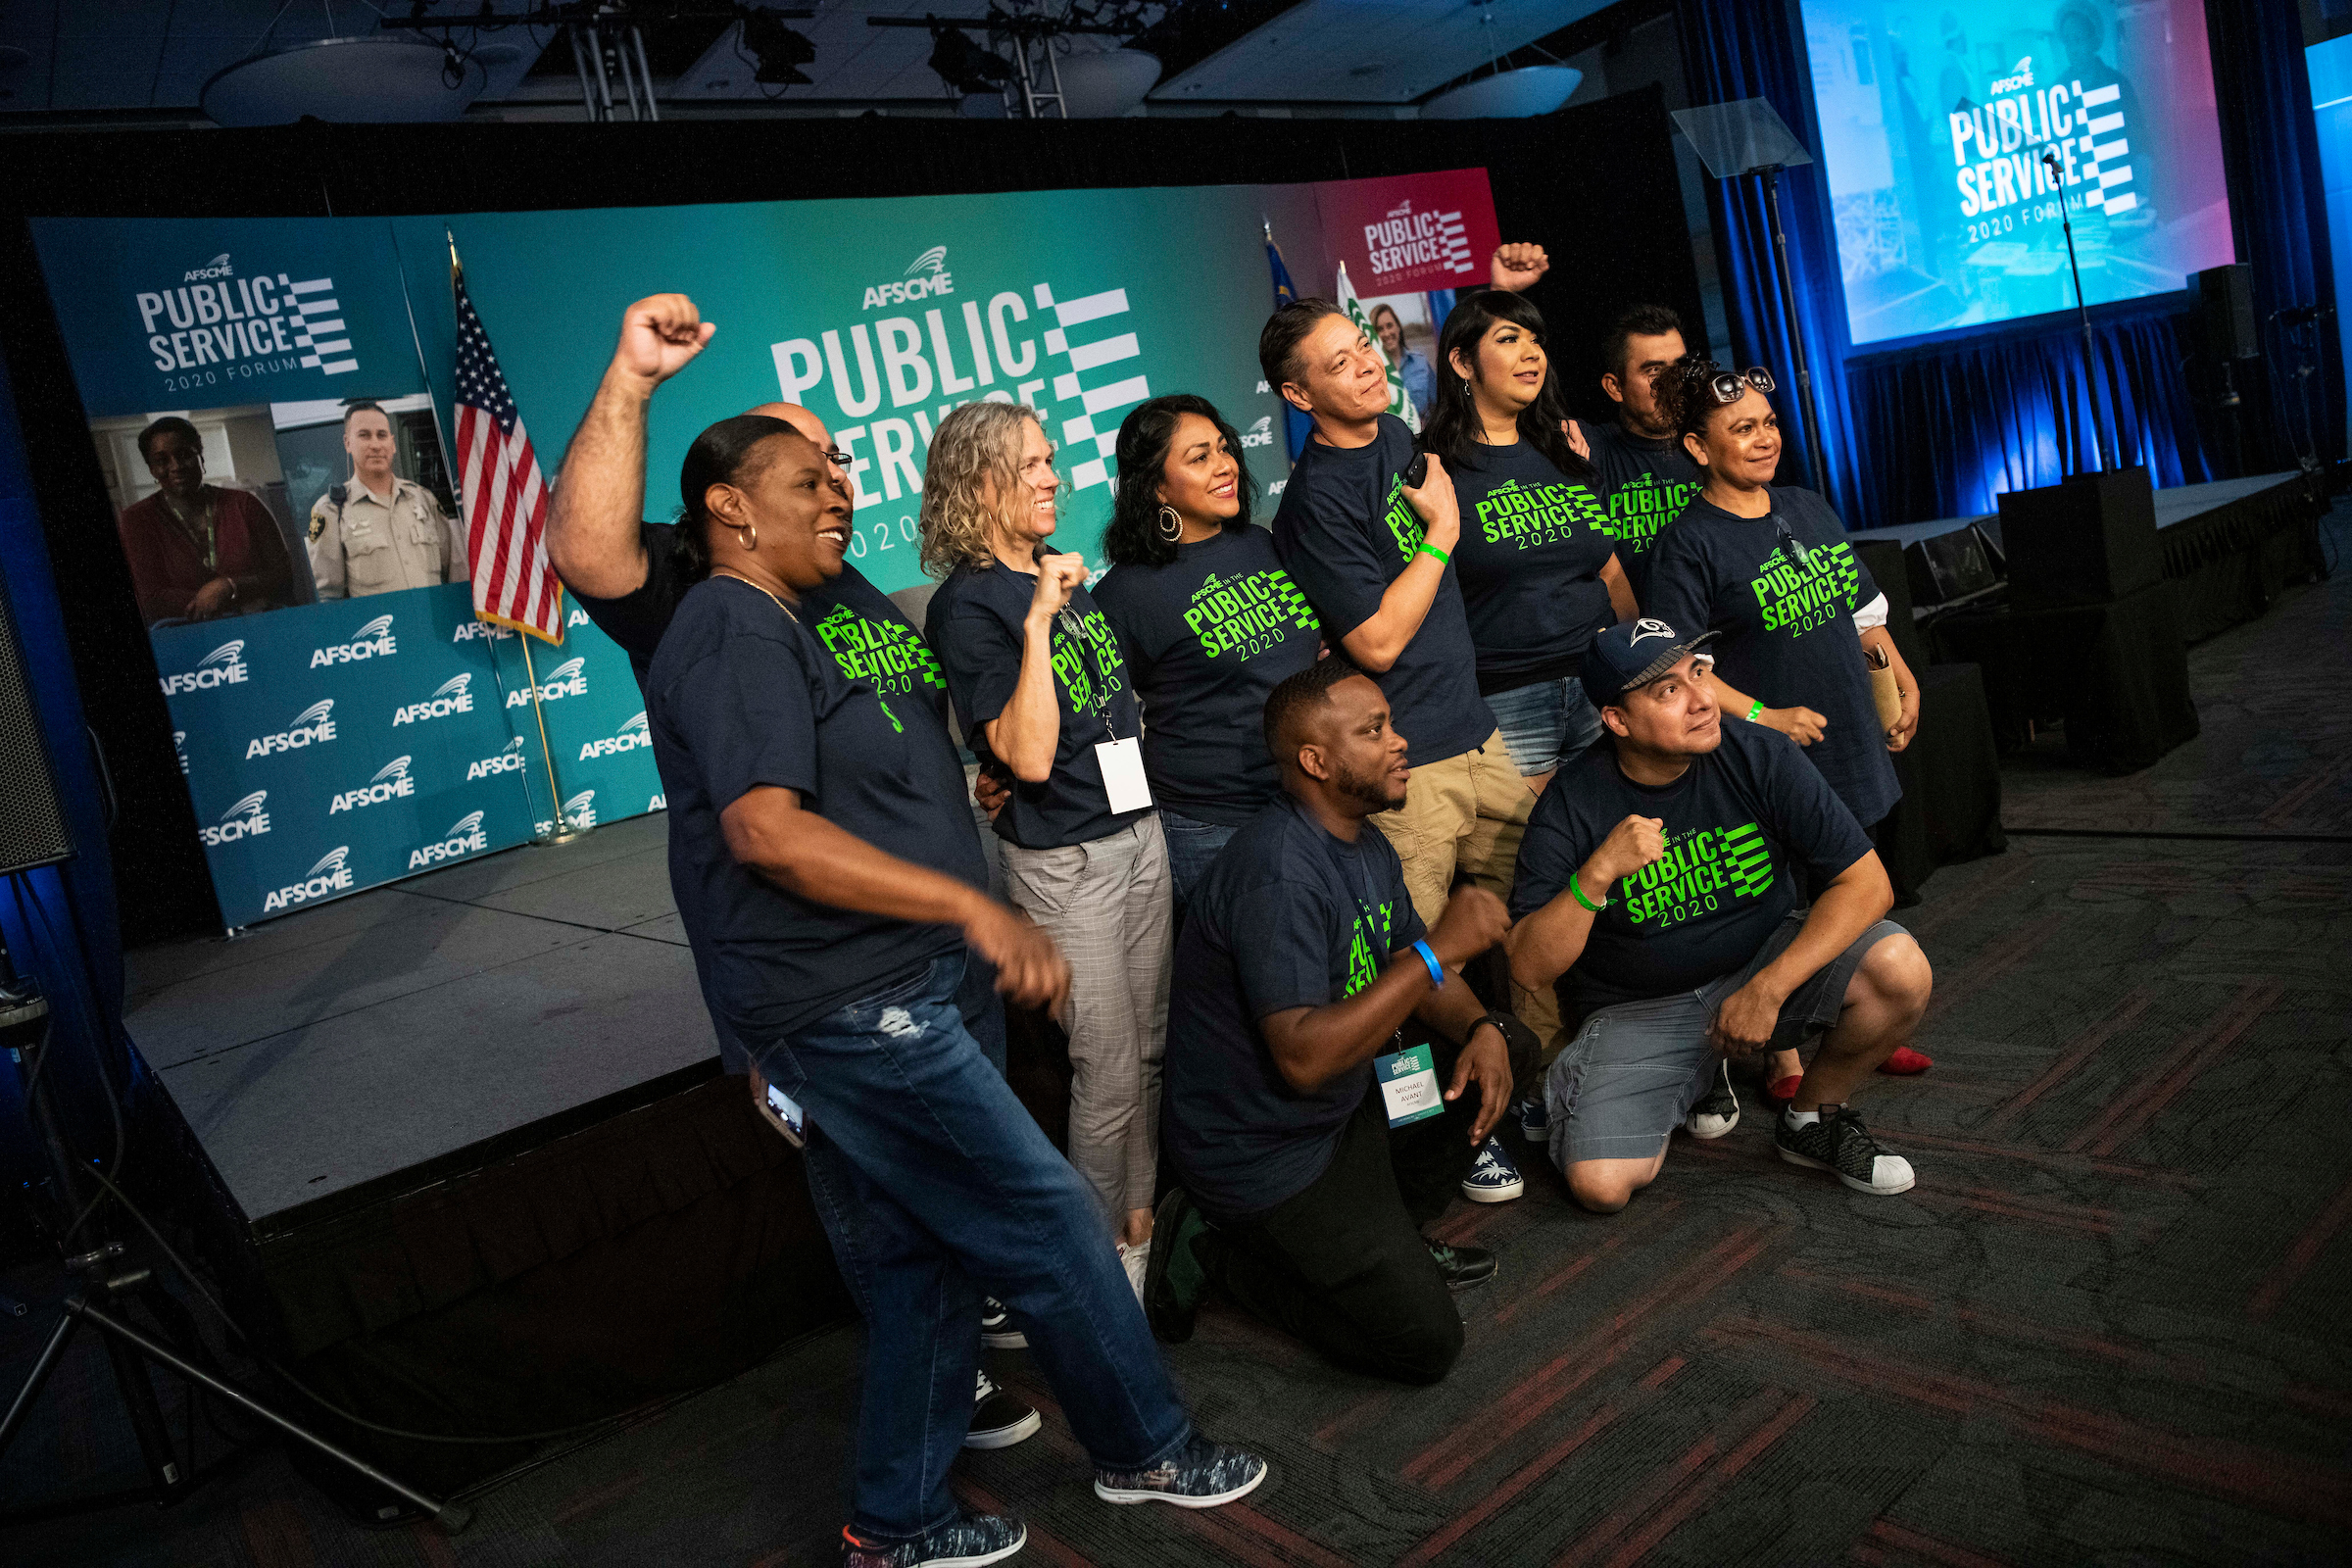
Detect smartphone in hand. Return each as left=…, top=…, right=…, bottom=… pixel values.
left=763, top=1082, right=808, bottom=1148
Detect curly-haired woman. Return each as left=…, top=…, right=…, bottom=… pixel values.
left=921, top=401, right=1170, bottom=1297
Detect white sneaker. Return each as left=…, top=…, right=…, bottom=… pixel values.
left=1117, top=1238, right=1152, bottom=1304
left=1685, top=1062, right=1740, bottom=1140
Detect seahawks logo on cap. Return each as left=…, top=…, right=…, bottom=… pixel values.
left=1629, top=617, right=1677, bottom=644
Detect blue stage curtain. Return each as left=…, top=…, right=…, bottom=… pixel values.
left=1677, top=0, right=2341, bottom=529
left=0, top=332, right=142, bottom=1195
left=2203, top=0, right=2346, bottom=471
left=1674, top=0, right=1862, bottom=519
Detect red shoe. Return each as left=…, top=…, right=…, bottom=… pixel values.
left=1878, top=1047, right=1934, bottom=1076
left=1767, top=1075, right=1803, bottom=1102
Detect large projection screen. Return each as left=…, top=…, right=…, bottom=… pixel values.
left=1799, top=0, right=2235, bottom=346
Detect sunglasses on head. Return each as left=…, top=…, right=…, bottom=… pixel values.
left=1701, top=366, right=1776, bottom=405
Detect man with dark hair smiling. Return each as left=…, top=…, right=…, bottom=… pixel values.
left=1147, top=658, right=1525, bottom=1385
left=1506, top=618, right=1933, bottom=1213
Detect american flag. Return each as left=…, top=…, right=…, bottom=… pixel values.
left=452, top=270, right=563, bottom=642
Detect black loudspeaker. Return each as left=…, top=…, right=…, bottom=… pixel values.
left=2190, top=264, right=2259, bottom=362
left=0, top=578, right=75, bottom=877
left=1997, top=466, right=2163, bottom=611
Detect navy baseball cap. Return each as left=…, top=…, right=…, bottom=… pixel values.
left=1580, top=617, right=1720, bottom=709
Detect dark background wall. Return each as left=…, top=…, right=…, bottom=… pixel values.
left=0, top=88, right=1704, bottom=946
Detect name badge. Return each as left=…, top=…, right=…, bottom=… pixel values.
left=1095, top=736, right=1153, bottom=813
left=1374, top=1044, right=1445, bottom=1127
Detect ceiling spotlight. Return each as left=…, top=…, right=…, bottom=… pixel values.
left=928, top=25, right=1012, bottom=96
left=740, top=9, right=817, bottom=86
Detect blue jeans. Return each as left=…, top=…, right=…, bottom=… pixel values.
left=765, top=952, right=1192, bottom=1543
left=1160, top=808, right=1240, bottom=909
left=1487, top=676, right=1607, bottom=776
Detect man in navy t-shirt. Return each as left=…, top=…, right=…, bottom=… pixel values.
left=1580, top=305, right=1704, bottom=608
left=1506, top=618, right=1934, bottom=1212
left=1146, top=658, right=1531, bottom=1385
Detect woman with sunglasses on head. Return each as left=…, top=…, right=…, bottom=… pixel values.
left=922, top=401, right=1174, bottom=1298
left=1092, top=395, right=1325, bottom=907
left=1642, top=360, right=1929, bottom=1096
left=1424, top=289, right=1637, bottom=795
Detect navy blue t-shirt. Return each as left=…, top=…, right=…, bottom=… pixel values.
left=644, top=576, right=987, bottom=1041
left=1271, top=415, right=1494, bottom=766
left=1164, top=794, right=1429, bottom=1218
left=1644, top=487, right=1898, bottom=830
left=926, top=549, right=1150, bottom=851
left=1509, top=720, right=1872, bottom=1020
left=570, top=519, right=948, bottom=735
left=1585, top=422, right=1703, bottom=608
left=1448, top=439, right=1620, bottom=695
left=1091, top=526, right=1323, bottom=829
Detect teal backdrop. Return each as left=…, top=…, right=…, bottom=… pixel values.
left=30, top=168, right=1496, bottom=927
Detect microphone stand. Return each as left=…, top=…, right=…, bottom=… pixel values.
left=2045, top=147, right=2110, bottom=474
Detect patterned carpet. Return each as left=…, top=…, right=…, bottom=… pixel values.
left=6, top=520, right=2347, bottom=1566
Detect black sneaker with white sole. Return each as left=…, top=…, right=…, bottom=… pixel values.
left=1685, top=1062, right=1740, bottom=1140
left=1427, top=1239, right=1497, bottom=1290
left=965, top=1368, right=1041, bottom=1449
left=978, top=1298, right=1026, bottom=1350
left=1774, top=1103, right=1915, bottom=1195
left=841, top=1509, right=1026, bottom=1567
left=1094, top=1436, right=1268, bottom=1508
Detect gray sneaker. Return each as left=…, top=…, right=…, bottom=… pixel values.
left=1094, top=1436, right=1268, bottom=1508
left=840, top=1509, right=1026, bottom=1566
left=1775, top=1103, right=1915, bottom=1194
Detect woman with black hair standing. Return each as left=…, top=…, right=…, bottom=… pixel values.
left=1425, top=290, right=1638, bottom=796
left=642, top=415, right=1265, bottom=1565
left=1091, top=394, right=1325, bottom=904
left=1642, top=359, right=1932, bottom=1098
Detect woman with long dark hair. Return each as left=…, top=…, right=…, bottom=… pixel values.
left=1423, top=290, right=1637, bottom=796
left=1642, top=359, right=1930, bottom=1098
left=922, top=402, right=1174, bottom=1295
left=1092, top=394, right=1324, bottom=903
left=642, top=414, right=1264, bottom=1564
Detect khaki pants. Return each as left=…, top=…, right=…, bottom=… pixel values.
left=1370, top=728, right=1566, bottom=1063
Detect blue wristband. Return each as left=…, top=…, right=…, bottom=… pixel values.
left=1411, top=939, right=1446, bottom=989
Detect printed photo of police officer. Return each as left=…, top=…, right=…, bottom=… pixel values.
left=293, top=397, right=469, bottom=600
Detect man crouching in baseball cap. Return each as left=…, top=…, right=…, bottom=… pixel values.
left=1502, top=617, right=1932, bottom=1211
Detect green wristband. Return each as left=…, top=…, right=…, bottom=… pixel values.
left=1416, top=542, right=1449, bottom=566
left=1571, top=870, right=1609, bottom=913
left=1745, top=700, right=1764, bottom=722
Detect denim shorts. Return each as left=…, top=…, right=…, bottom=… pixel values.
left=1543, top=914, right=1909, bottom=1169
left=1487, top=676, right=1606, bottom=776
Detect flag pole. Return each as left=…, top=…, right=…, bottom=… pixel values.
left=450, top=230, right=584, bottom=846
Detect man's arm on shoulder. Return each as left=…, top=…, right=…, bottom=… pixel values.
left=545, top=294, right=714, bottom=601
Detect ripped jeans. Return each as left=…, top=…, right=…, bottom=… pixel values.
left=757, top=951, right=1193, bottom=1544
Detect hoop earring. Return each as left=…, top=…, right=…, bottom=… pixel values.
left=1156, top=505, right=1182, bottom=543
left=736, top=523, right=758, bottom=551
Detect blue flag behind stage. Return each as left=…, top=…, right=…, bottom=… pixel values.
left=1265, top=231, right=1315, bottom=461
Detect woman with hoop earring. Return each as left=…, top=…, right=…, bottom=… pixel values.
left=1093, top=394, right=1327, bottom=907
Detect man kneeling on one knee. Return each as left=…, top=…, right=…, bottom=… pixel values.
left=1145, top=659, right=1533, bottom=1385
left=1506, top=618, right=1934, bottom=1211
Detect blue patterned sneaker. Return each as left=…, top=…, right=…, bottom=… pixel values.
left=841, top=1509, right=1026, bottom=1566
left=1513, top=1093, right=1549, bottom=1140
left=1094, top=1436, right=1268, bottom=1508
left=1460, top=1136, right=1525, bottom=1202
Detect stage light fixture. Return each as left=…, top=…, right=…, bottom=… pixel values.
left=740, top=8, right=817, bottom=86
left=928, top=25, right=1013, bottom=96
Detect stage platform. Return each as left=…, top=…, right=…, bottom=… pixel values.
left=1849, top=470, right=2327, bottom=644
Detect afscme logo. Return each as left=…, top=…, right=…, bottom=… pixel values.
left=409, top=808, right=492, bottom=870
left=161, top=639, right=250, bottom=695
left=263, top=845, right=355, bottom=912
left=393, top=671, right=476, bottom=726
left=579, top=710, right=651, bottom=760
left=200, top=789, right=271, bottom=845
left=453, top=620, right=513, bottom=643
left=184, top=252, right=233, bottom=281
left=246, top=698, right=336, bottom=759
left=1989, top=56, right=2035, bottom=93
left=328, top=754, right=416, bottom=813
left=562, top=789, right=598, bottom=829
left=507, top=656, right=587, bottom=707
left=1242, top=415, right=1275, bottom=449
left=566, top=607, right=592, bottom=628
left=312, top=613, right=398, bottom=667
left=864, top=245, right=954, bottom=310
left=467, top=735, right=528, bottom=779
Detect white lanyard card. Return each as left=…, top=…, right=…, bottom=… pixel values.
left=1095, top=736, right=1153, bottom=813
left=1374, top=1043, right=1445, bottom=1127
